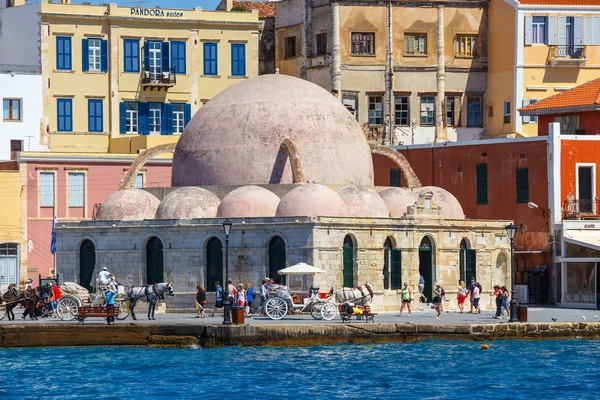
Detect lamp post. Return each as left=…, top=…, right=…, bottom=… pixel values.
left=222, top=219, right=233, bottom=325
left=505, top=223, right=519, bottom=323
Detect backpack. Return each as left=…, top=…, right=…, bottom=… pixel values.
left=441, top=288, right=446, bottom=297
left=476, top=283, right=483, bottom=293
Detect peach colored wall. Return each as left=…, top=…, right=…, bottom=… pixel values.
left=560, top=139, right=600, bottom=206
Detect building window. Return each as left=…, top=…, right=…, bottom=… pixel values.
left=88, top=99, right=103, bottom=133
left=135, top=173, right=144, bottom=188
left=82, top=38, right=107, bottom=73
left=555, top=115, right=580, bottom=135
left=124, top=39, right=140, bottom=72
left=342, top=93, right=358, bottom=120
left=404, top=33, right=427, bottom=55
left=231, top=43, right=246, bottom=76
left=446, top=96, right=455, bottom=126
left=57, top=98, right=73, bottom=132
left=173, top=103, right=185, bottom=134
left=351, top=32, right=375, bottom=56
left=3, top=98, right=21, bottom=121
left=203, top=42, right=218, bottom=76
left=149, top=103, right=161, bottom=135
left=56, top=36, right=72, bottom=71
left=284, top=37, right=296, bottom=58
left=316, top=33, right=327, bottom=56
left=476, top=163, right=488, bottom=205
left=368, top=96, right=383, bottom=125
left=126, top=102, right=138, bottom=134
left=503, top=101, right=511, bottom=124
left=171, top=41, right=186, bottom=74
left=455, top=35, right=477, bottom=57
left=10, top=140, right=22, bottom=161
left=522, top=99, right=538, bottom=124
left=39, top=172, right=55, bottom=207
left=88, top=38, right=101, bottom=71
left=68, top=172, right=85, bottom=208
left=394, top=96, right=409, bottom=126
left=147, top=41, right=162, bottom=74
left=516, top=167, right=529, bottom=204
left=532, top=17, right=547, bottom=44
left=390, top=169, right=401, bottom=187
left=420, top=96, right=435, bottom=125
left=467, top=96, right=483, bottom=127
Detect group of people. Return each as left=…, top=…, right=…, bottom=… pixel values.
left=20, top=278, right=62, bottom=320
left=196, top=278, right=277, bottom=318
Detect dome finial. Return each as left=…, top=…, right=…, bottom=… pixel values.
left=275, top=68, right=280, bottom=74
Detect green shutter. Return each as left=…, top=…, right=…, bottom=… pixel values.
left=390, top=168, right=401, bottom=187
left=343, top=246, right=354, bottom=288
left=476, top=163, right=488, bottom=205
left=466, top=250, right=476, bottom=282
left=391, top=249, right=402, bottom=289
left=516, top=167, right=529, bottom=204
left=383, top=247, right=390, bottom=290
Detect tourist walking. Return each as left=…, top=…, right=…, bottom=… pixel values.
left=457, top=280, right=467, bottom=313
left=237, top=284, right=246, bottom=307
left=493, top=285, right=503, bottom=319
left=105, top=281, right=117, bottom=325
left=433, top=282, right=443, bottom=319
left=397, top=282, right=413, bottom=317
left=259, top=279, right=268, bottom=316
left=195, top=285, right=206, bottom=318
left=51, top=281, right=62, bottom=317
left=227, top=279, right=237, bottom=305
left=246, top=283, right=254, bottom=317
left=472, top=281, right=481, bottom=314
left=501, top=286, right=510, bottom=318
left=211, top=281, right=224, bottom=317
left=418, top=274, right=426, bottom=302
left=468, top=277, right=476, bottom=313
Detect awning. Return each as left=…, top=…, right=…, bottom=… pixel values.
left=564, top=230, right=600, bottom=251
left=277, top=263, right=323, bottom=276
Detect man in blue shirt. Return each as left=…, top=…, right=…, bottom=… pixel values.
left=105, top=282, right=117, bottom=325
left=468, top=277, right=476, bottom=313
left=211, top=281, right=224, bottom=317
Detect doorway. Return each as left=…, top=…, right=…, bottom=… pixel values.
left=146, top=237, right=164, bottom=284
left=460, top=239, right=476, bottom=284
left=419, top=237, right=433, bottom=301
left=577, top=165, right=594, bottom=213
left=206, top=237, right=223, bottom=291
left=79, top=240, right=96, bottom=292
left=268, top=236, right=286, bottom=284
left=0, top=243, right=18, bottom=286
left=343, top=235, right=355, bottom=288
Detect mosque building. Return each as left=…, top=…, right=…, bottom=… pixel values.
left=55, top=74, right=511, bottom=310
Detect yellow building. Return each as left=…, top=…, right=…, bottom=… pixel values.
left=487, top=0, right=600, bottom=137
left=0, top=167, right=21, bottom=285
left=0, top=0, right=261, bottom=153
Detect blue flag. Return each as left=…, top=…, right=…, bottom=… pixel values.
left=50, top=215, right=57, bottom=255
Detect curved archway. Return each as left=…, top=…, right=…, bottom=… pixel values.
left=370, top=143, right=422, bottom=188
left=206, top=237, right=223, bottom=291
left=79, top=239, right=96, bottom=292
left=146, top=237, right=164, bottom=284
left=343, top=235, right=355, bottom=287
left=419, top=236, right=434, bottom=301
left=383, top=237, right=401, bottom=290
left=495, top=252, right=508, bottom=288
left=268, top=236, right=286, bottom=284
left=120, top=143, right=177, bottom=190
left=459, top=238, right=476, bottom=284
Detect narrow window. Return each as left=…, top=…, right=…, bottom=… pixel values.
left=390, top=169, right=401, bottom=187
left=455, top=35, right=477, bottom=56
left=516, top=167, right=529, bottom=204
left=149, top=103, right=161, bottom=135
left=467, top=96, right=483, bottom=127
left=368, top=96, right=383, bottom=125
left=10, top=140, right=22, bottom=161
left=446, top=96, right=455, bottom=126
left=342, top=93, right=358, bottom=120
left=532, top=17, right=547, bottom=44
left=404, top=33, right=427, bottom=55
left=172, top=103, right=185, bottom=134
left=529, top=99, right=538, bottom=123
left=420, top=96, right=435, bottom=126
left=126, top=102, right=138, bottom=134
left=351, top=32, right=375, bottom=55
left=39, top=172, right=55, bottom=207
left=57, top=98, right=73, bottom=132
left=3, top=99, right=21, bottom=121
left=88, top=38, right=101, bottom=71
left=231, top=43, right=246, bottom=76
left=135, top=173, right=144, bottom=188
left=148, top=41, right=162, bottom=74
left=68, top=172, right=85, bottom=208
left=123, top=39, right=140, bottom=72
left=88, top=99, right=103, bottom=133
left=394, top=96, right=409, bottom=126
left=203, top=42, right=218, bottom=76
left=170, top=41, right=186, bottom=74
left=284, top=37, right=296, bottom=58
left=316, top=33, right=327, bottom=56
left=56, top=36, right=72, bottom=71
left=476, top=163, right=488, bottom=205
left=503, top=101, right=511, bottom=124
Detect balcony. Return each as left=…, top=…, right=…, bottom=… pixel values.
left=548, top=45, right=587, bottom=67
left=142, top=69, right=176, bottom=91
left=563, top=198, right=600, bottom=220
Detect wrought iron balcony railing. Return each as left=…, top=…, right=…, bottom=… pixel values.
left=549, top=45, right=587, bottom=66
left=141, top=68, right=176, bottom=88
left=563, top=198, right=600, bottom=220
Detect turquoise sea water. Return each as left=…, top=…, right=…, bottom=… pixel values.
left=0, top=340, right=598, bottom=399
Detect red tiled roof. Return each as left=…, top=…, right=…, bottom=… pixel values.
left=232, top=1, right=275, bottom=18
left=518, top=0, right=600, bottom=5
left=519, top=78, right=600, bottom=114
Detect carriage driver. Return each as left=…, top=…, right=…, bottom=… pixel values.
left=98, top=267, right=118, bottom=286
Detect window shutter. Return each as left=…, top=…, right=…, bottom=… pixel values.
left=166, top=103, right=173, bottom=135
left=522, top=100, right=530, bottom=123
left=162, top=41, right=170, bottom=72
left=594, top=17, right=600, bottom=46
left=143, top=41, right=149, bottom=72
left=558, top=16, right=566, bottom=46
left=548, top=17, right=557, bottom=45
left=119, top=102, right=126, bottom=133
left=139, top=102, right=149, bottom=135
left=574, top=17, right=583, bottom=47
left=390, top=249, right=402, bottom=290
left=82, top=38, right=89, bottom=72
left=87, top=99, right=93, bottom=132
left=161, top=103, right=168, bottom=135
left=184, top=104, right=191, bottom=128
left=240, top=44, right=246, bottom=75
left=101, top=39, right=108, bottom=72
left=181, top=42, right=186, bottom=74
left=476, top=163, right=488, bottom=205
left=65, top=100, right=72, bottom=131
left=585, top=17, right=593, bottom=45
left=525, top=16, right=533, bottom=45
left=454, top=95, right=462, bottom=127
left=68, top=173, right=84, bottom=208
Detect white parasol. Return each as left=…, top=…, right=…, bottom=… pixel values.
left=277, top=263, right=323, bottom=276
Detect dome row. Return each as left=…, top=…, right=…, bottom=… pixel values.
left=96, top=184, right=465, bottom=221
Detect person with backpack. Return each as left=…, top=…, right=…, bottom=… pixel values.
left=433, top=282, right=443, bottom=319
left=210, top=281, right=224, bottom=317
left=468, top=277, right=477, bottom=313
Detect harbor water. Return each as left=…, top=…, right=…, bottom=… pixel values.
left=1, top=340, right=598, bottom=399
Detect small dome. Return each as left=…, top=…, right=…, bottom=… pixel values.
left=216, top=185, right=280, bottom=218
left=96, top=189, right=159, bottom=221
left=337, top=185, right=388, bottom=218
left=377, top=187, right=419, bottom=218
left=420, top=186, right=465, bottom=219
left=276, top=183, right=348, bottom=217
left=156, top=187, right=220, bottom=219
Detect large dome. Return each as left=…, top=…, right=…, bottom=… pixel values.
left=155, top=187, right=220, bottom=219
left=276, top=183, right=348, bottom=217
left=172, top=74, right=374, bottom=187
left=216, top=185, right=280, bottom=218
left=96, top=189, right=159, bottom=221
left=337, top=185, right=389, bottom=218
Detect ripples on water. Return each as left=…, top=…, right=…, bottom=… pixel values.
left=0, top=340, right=598, bottom=399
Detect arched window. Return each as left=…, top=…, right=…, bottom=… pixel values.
left=268, top=236, right=286, bottom=284
left=460, top=239, right=476, bottom=284
left=146, top=237, right=164, bottom=284
left=343, top=235, right=355, bottom=287
left=79, top=240, right=96, bottom=292
left=383, top=237, right=402, bottom=290
left=418, top=237, right=433, bottom=301
left=206, top=237, right=223, bottom=291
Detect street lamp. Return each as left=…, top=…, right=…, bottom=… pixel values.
left=222, top=219, right=233, bottom=325
left=505, top=223, right=519, bottom=323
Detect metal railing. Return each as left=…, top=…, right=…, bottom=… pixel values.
left=0, top=64, right=41, bottom=74
left=550, top=45, right=586, bottom=59
left=563, top=198, right=600, bottom=219
left=141, top=68, right=176, bottom=86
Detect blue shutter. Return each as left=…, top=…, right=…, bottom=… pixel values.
left=161, top=103, right=168, bottom=135
left=166, top=103, right=173, bottom=135
left=239, top=44, right=246, bottom=76
left=66, top=99, right=72, bottom=131
left=162, top=41, right=170, bottom=72
left=143, top=41, right=149, bottom=72
left=88, top=99, right=93, bottom=132
left=120, top=102, right=127, bottom=133
left=82, top=38, right=89, bottom=72
left=139, top=102, right=149, bottom=135
left=124, top=40, right=131, bottom=72
left=231, top=44, right=236, bottom=76
left=184, top=104, right=191, bottom=128
left=96, top=100, right=103, bottom=132
left=56, top=37, right=63, bottom=70
left=101, top=39, right=108, bottom=72
left=57, top=99, right=64, bottom=131
left=181, top=42, right=186, bottom=74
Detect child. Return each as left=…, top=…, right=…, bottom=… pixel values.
left=473, top=282, right=481, bottom=314
left=195, top=285, right=206, bottom=318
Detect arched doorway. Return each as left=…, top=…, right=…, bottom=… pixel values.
left=419, top=237, right=433, bottom=302
left=343, top=235, right=355, bottom=287
left=460, top=239, right=476, bottom=284
left=79, top=240, right=96, bottom=292
left=495, top=252, right=508, bottom=288
left=383, top=237, right=402, bottom=290
left=146, top=237, right=164, bottom=284
left=206, top=237, right=223, bottom=291
left=268, top=236, right=286, bottom=284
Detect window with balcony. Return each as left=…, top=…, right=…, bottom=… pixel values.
left=351, top=32, right=375, bottom=56
left=316, top=33, right=327, bottom=56
left=420, top=96, right=434, bottom=125
left=455, top=35, right=476, bottom=57
left=404, top=33, right=426, bottom=56
left=368, top=96, right=383, bottom=125
left=394, top=96, right=409, bottom=126
left=56, top=36, right=72, bottom=71
left=284, top=37, right=296, bottom=58
left=532, top=17, right=547, bottom=44
left=3, top=98, right=21, bottom=121
left=124, top=39, right=140, bottom=72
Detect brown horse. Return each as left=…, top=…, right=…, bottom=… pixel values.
left=22, top=286, right=43, bottom=320
left=1, top=284, right=26, bottom=321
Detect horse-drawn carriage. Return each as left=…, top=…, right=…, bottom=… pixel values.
left=55, top=282, right=129, bottom=321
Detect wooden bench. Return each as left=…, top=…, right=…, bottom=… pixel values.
left=339, top=305, right=377, bottom=323
left=76, top=306, right=120, bottom=324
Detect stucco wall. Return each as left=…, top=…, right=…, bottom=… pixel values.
left=560, top=138, right=600, bottom=205
left=0, top=3, right=41, bottom=66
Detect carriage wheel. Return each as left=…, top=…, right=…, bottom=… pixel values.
left=310, top=303, right=323, bottom=320
left=56, top=298, right=79, bottom=321
left=116, top=300, right=129, bottom=320
left=264, top=297, right=288, bottom=320
left=0, top=304, right=6, bottom=321
left=320, top=303, right=337, bottom=321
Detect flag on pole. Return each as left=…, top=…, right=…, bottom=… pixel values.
left=50, top=215, right=57, bottom=255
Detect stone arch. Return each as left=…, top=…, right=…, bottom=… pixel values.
left=146, top=236, right=164, bottom=284
left=280, top=138, right=305, bottom=184
left=460, top=238, right=477, bottom=285
left=418, top=235, right=436, bottom=301
left=206, top=237, right=223, bottom=291
left=79, top=239, right=96, bottom=292
left=74, top=235, right=99, bottom=252
left=370, top=143, right=422, bottom=189
left=495, top=251, right=509, bottom=288
left=342, top=234, right=357, bottom=288
left=268, top=236, right=287, bottom=284
left=120, top=143, right=177, bottom=190
left=383, top=236, right=400, bottom=290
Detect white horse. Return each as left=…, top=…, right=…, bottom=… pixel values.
left=126, top=282, right=174, bottom=320
left=334, top=282, right=374, bottom=306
